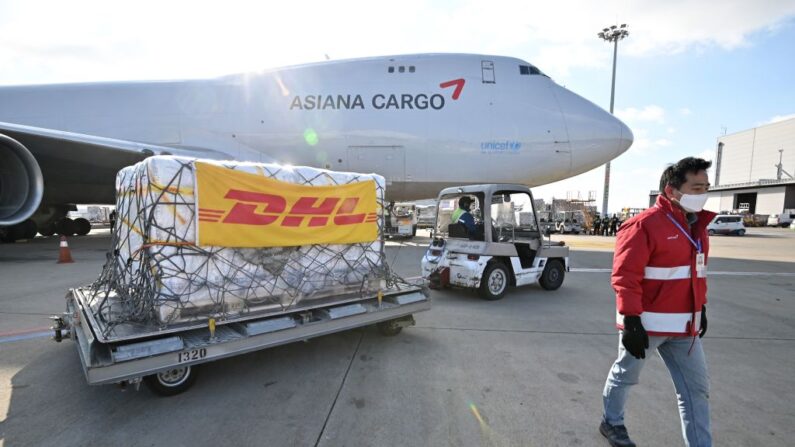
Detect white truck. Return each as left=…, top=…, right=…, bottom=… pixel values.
left=767, top=210, right=795, bottom=227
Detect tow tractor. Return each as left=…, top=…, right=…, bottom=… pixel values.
left=421, top=184, right=570, bottom=300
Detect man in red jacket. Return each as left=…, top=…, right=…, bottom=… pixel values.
left=599, top=157, right=714, bottom=447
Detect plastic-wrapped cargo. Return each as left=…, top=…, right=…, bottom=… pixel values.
left=88, top=156, right=390, bottom=337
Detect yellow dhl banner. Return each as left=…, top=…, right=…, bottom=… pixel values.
left=195, top=162, right=378, bottom=247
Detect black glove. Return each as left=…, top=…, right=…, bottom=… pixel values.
left=622, top=316, right=649, bottom=359
left=699, top=305, right=707, bottom=338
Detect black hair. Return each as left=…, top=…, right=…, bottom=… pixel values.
left=659, top=157, right=712, bottom=194
left=458, top=196, right=472, bottom=209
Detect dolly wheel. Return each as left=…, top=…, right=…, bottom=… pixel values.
left=377, top=319, right=403, bottom=336
left=539, top=259, right=565, bottom=291
left=144, top=365, right=198, bottom=396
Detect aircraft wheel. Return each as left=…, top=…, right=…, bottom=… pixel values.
left=20, top=219, right=37, bottom=239
left=479, top=262, right=509, bottom=301
left=539, top=259, right=565, bottom=291
left=0, top=228, right=15, bottom=243
left=0, top=221, right=36, bottom=242
left=55, top=218, right=76, bottom=236
left=74, top=218, right=91, bottom=236
left=38, top=220, right=56, bottom=236
left=145, top=365, right=198, bottom=396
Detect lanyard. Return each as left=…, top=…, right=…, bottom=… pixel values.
left=666, top=214, right=702, bottom=253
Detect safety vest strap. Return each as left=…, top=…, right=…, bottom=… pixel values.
left=451, top=208, right=464, bottom=223
left=617, top=310, right=702, bottom=333
left=644, top=265, right=707, bottom=280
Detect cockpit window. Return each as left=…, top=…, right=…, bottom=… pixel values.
left=519, top=64, right=544, bottom=76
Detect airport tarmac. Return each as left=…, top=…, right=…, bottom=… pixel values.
left=1, top=229, right=793, bottom=446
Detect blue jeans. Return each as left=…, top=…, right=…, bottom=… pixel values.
left=602, top=334, right=712, bottom=447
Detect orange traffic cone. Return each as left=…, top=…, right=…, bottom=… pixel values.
left=57, top=236, right=74, bottom=264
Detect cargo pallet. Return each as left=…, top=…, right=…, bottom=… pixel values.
left=52, top=285, right=429, bottom=396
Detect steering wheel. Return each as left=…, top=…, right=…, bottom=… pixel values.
left=491, top=219, right=513, bottom=242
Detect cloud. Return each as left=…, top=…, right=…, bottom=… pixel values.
left=1, top=0, right=794, bottom=84
left=625, top=129, right=675, bottom=156
left=655, top=139, right=672, bottom=147
left=767, top=113, right=795, bottom=124
left=616, top=105, right=666, bottom=124
left=679, top=108, right=693, bottom=116
left=695, top=149, right=717, bottom=180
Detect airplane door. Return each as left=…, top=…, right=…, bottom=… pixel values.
left=482, top=61, right=496, bottom=84
left=347, top=145, right=405, bottom=186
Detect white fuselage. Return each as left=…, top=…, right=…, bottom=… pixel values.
left=0, top=54, right=632, bottom=201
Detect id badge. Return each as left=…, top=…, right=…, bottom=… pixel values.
left=696, top=253, right=706, bottom=276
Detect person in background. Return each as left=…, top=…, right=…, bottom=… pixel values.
left=609, top=214, right=619, bottom=236
left=599, top=157, right=714, bottom=447
left=109, top=210, right=117, bottom=234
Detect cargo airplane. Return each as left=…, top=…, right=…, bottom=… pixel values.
left=0, top=53, right=633, bottom=241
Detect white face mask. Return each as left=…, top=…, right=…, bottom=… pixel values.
left=676, top=191, right=708, bottom=213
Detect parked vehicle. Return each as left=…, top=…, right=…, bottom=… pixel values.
left=415, top=205, right=437, bottom=229
left=707, top=215, right=746, bottom=236
left=385, top=202, right=418, bottom=238
left=767, top=210, right=795, bottom=227
left=555, top=218, right=582, bottom=234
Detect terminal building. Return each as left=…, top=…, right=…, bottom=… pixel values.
left=651, top=116, right=795, bottom=217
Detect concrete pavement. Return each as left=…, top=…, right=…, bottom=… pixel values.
left=1, top=229, right=793, bottom=446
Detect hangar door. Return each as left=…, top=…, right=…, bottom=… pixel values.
left=734, top=192, right=757, bottom=214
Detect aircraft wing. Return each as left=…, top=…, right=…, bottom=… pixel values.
left=0, top=121, right=233, bottom=205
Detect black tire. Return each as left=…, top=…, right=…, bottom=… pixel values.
left=708, top=229, right=715, bottom=236
left=0, top=228, right=15, bottom=243
left=144, top=365, right=198, bottom=396
left=20, top=219, right=38, bottom=239
left=539, top=259, right=565, bottom=291
left=38, top=221, right=56, bottom=237
left=1, top=221, right=36, bottom=241
left=55, top=218, right=76, bottom=236
left=736, top=229, right=746, bottom=236
left=74, top=218, right=91, bottom=236
left=479, top=262, right=510, bottom=301
left=376, top=319, right=403, bottom=336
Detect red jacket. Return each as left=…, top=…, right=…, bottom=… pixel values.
left=612, top=195, right=716, bottom=336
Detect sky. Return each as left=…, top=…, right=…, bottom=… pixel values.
left=2, top=0, right=795, bottom=212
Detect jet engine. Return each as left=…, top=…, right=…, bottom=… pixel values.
left=0, top=133, right=44, bottom=226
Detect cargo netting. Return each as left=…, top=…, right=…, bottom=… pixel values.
left=86, top=156, right=414, bottom=340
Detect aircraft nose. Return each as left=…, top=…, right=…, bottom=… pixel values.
left=617, top=119, right=634, bottom=157
left=551, top=84, right=634, bottom=174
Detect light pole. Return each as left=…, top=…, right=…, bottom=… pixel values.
left=597, top=24, right=629, bottom=218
